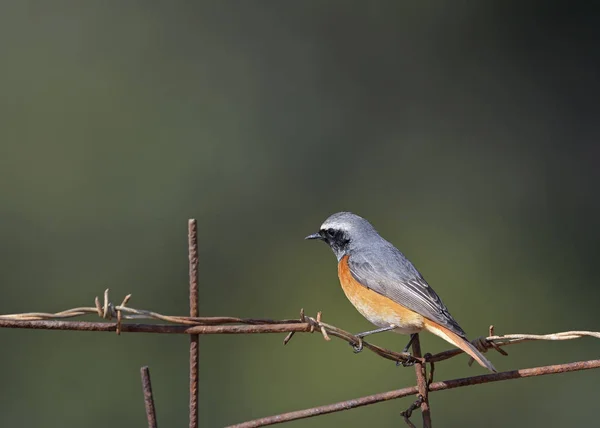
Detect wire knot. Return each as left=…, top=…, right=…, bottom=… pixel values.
left=472, top=336, right=490, bottom=353
left=283, top=309, right=330, bottom=345
left=466, top=327, right=509, bottom=366
left=307, top=311, right=330, bottom=341
left=94, top=289, right=131, bottom=335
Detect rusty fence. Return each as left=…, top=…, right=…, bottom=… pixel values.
left=1, top=220, right=599, bottom=428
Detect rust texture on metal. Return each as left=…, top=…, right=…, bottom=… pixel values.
left=189, top=219, right=200, bottom=428
left=140, top=366, right=158, bottom=428
left=410, top=334, right=432, bottom=428
left=226, top=359, right=600, bottom=428
left=2, top=220, right=599, bottom=428
left=400, top=396, right=423, bottom=428
left=0, top=319, right=313, bottom=334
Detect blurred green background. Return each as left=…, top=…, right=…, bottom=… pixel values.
left=1, top=1, right=598, bottom=427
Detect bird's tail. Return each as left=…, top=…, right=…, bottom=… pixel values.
left=423, top=319, right=497, bottom=373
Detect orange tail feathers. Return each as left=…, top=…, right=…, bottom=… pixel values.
left=423, top=319, right=496, bottom=372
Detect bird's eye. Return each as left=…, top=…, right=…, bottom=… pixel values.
left=326, top=228, right=336, bottom=238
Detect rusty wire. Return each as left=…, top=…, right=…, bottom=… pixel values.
left=188, top=219, right=200, bottom=428
left=1, top=294, right=598, bottom=367
left=1, top=219, right=600, bottom=428
left=140, top=366, right=158, bottom=428
left=410, top=334, right=431, bottom=428
left=400, top=395, right=424, bottom=428
left=2, top=306, right=599, bottom=428
left=0, top=292, right=420, bottom=365
left=2, top=220, right=600, bottom=427
left=226, top=359, right=600, bottom=428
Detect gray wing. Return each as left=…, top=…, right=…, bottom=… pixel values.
left=348, top=245, right=467, bottom=338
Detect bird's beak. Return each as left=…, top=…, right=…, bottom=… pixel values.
left=305, top=232, right=323, bottom=240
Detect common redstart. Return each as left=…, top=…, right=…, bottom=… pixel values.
left=306, top=212, right=496, bottom=372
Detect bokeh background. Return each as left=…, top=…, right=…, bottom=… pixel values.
left=1, top=2, right=599, bottom=427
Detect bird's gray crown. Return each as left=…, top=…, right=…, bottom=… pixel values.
left=320, top=212, right=378, bottom=239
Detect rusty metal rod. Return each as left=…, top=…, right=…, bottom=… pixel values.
left=189, top=219, right=200, bottom=428
left=140, top=366, right=158, bottom=428
left=411, top=334, right=432, bottom=427
left=0, top=319, right=312, bottom=334
left=226, top=359, right=600, bottom=428
left=0, top=317, right=416, bottom=365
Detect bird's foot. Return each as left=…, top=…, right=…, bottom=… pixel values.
left=396, top=352, right=417, bottom=367
left=350, top=337, right=364, bottom=353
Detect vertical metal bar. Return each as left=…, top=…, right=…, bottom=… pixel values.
left=140, top=366, right=158, bottom=428
left=411, top=334, right=432, bottom=428
left=188, top=219, right=200, bottom=428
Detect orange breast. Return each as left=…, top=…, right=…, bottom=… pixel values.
left=337, top=255, right=424, bottom=334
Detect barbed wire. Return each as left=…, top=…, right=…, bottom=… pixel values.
left=2, top=288, right=599, bottom=427
left=1, top=289, right=599, bottom=368
left=4, top=220, right=599, bottom=427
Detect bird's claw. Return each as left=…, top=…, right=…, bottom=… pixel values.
left=351, top=337, right=364, bottom=353
left=396, top=353, right=416, bottom=367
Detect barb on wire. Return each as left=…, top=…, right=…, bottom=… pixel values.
left=298, top=312, right=420, bottom=365
left=1, top=290, right=599, bottom=367
left=0, top=293, right=420, bottom=365
left=426, top=328, right=600, bottom=365
left=3, top=220, right=596, bottom=428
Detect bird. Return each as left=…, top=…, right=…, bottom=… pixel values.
left=305, top=211, right=496, bottom=372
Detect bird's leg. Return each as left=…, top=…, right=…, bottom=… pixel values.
left=356, top=325, right=397, bottom=338
left=402, top=333, right=417, bottom=353
left=396, top=334, right=418, bottom=367
left=351, top=325, right=396, bottom=353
